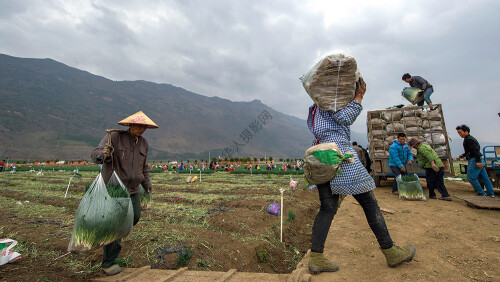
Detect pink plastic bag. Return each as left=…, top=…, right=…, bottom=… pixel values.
left=0, top=239, right=21, bottom=266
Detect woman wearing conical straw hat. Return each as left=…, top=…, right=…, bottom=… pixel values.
left=91, top=111, right=158, bottom=276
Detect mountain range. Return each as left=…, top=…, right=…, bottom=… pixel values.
left=1, top=54, right=368, bottom=161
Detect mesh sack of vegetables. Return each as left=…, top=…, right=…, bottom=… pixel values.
left=401, top=87, right=424, bottom=105
left=303, top=143, right=354, bottom=185
left=138, top=184, right=151, bottom=210
left=396, top=174, right=427, bottom=201
left=301, top=54, right=362, bottom=112
left=68, top=172, right=133, bottom=252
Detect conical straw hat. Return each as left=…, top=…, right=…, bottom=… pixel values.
left=118, top=111, right=158, bottom=128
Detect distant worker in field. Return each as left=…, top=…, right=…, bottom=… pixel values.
left=456, top=124, right=495, bottom=197
left=352, top=142, right=366, bottom=168
left=402, top=73, right=435, bottom=109
left=307, top=78, right=415, bottom=274
left=408, top=138, right=452, bottom=201
left=0, top=160, right=4, bottom=172
left=389, top=133, right=414, bottom=195
left=91, top=111, right=158, bottom=276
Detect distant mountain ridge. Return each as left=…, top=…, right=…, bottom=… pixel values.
left=0, top=53, right=319, bottom=161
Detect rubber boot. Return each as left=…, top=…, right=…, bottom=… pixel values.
left=308, top=252, right=339, bottom=274
left=381, top=244, right=416, bottom=267
left=103, top=264, right=122, bottom=276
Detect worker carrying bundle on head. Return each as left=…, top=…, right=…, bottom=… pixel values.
left=90, top=111, right=158, bottom=276
left=304, top=64, right=415, bottom=274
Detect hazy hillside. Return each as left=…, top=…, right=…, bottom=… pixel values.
left=0, top=54, right=315, bottom=161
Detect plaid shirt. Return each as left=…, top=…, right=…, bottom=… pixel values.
left=307, top=101, right=375, bottom=195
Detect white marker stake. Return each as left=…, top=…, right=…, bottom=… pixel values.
left=280, top=188, right=285, bottom=242
left=65, top=176, right=74, bottom=198
left=200, top=170, right=202, bottom=182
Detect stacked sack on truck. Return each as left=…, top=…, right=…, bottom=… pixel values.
left=368, top=106, right=448, bottom=158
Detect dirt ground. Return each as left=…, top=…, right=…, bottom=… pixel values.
left=0, top=177, right=499, bottom=281
left=311, top=179, right=500, bottom=281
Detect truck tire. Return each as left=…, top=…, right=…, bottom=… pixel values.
left=373, top=175, right=381, bottom=187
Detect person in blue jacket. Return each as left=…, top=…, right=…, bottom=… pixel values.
left=389, top=133, right=414, bottom=194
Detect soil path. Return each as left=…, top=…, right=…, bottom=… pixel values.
left=310, top=180, right=499, bottom=281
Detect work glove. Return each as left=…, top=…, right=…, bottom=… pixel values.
left=431, top=164, right=439, bottom=172
left=102, top=144, right=113, bottom=159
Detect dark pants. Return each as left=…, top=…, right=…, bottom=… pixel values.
left=390, top=166, right=407, bottom=192
left=425, top=167, right=450, bottom=197
left=311, top=182, right=393, bottom=253
left=102, top=193, right=141, bottom=268
left=0, top=166, right=3, bottom=172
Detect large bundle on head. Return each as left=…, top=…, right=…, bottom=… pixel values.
left=301, top=54, right=362, bottom=112
left=68, top=172, right=133, bottom=252
left=303, top=143, right=354, bottom=185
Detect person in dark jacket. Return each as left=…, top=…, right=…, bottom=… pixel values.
left=91, top=111, right=158, bottom=275
left=402, top=73, right=435, bottom=109
left=456, top=124, right=494, bottom=197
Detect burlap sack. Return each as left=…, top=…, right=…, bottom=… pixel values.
left=301, top=54, right=362, bottom=112
left=303, top=143, right=354, bottom=185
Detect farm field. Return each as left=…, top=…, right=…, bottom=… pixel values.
left=0, top=168, right=499, bottom=281
left=0, top=169, right=316, bottom=281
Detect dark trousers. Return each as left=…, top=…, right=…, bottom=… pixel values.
left=390, top=166, right=407, bottom=192
left=311, top=182, right=393, bottom=253
left=425, top=167, right=450, bottom=197
left=102, top=193, right=141, bottom=268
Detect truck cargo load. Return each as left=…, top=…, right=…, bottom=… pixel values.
left=366, top=104, right=455, bottom=186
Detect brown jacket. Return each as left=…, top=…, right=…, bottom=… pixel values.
left=91, top=131, right=152, bottom=195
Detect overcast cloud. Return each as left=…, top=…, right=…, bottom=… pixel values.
left=1, top=0, right=499, bottom=143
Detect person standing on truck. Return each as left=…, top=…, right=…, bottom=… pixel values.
left=306, top=78, right=415, bottom=274
left=352, top=142, right=366, bottom=168
left=408, top=138, right=452, bottom=201
left=389, top=133, right=414, bottom=194
left=456, top=124, right=495, bottom=197
left=402, top=73, right=435, bottom=109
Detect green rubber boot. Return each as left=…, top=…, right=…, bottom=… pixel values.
left=103, top=264, right=122, bottom=276
left=381, top=244, right=416, bottom=267
left=308, top=252, right=340, bottom=274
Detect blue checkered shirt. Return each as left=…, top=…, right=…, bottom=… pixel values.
left=307, top=101, right=375, bottom=195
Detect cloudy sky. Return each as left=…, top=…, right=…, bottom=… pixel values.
left=1, top=0, right=499, bottom=144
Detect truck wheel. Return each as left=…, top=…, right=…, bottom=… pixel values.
left=373, top=175, right=381, bottom=187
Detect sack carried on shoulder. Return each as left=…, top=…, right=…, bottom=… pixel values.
left=303, top=143, right=354, bottom=185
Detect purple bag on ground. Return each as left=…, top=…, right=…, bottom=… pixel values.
left=267, top=202, right=280, bottom=216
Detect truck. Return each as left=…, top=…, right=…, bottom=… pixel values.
left=366, top=104, right=455, bottom=187
left=460, top=146, right=500, bottom=189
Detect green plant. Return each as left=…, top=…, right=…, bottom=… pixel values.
left=286, top=210, right=296, bottom=223
left=197, top=258, right=208, bottom=268
left=177, top=248, right=193, bottom=267
left=116, top=257, right=133, bottom=267
left=256, top=247, right=268, bottom=262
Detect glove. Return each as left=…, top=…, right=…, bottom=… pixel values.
left=431, top=164, right=439, bottom=172
left=102, top=144, right=113, bottom=159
